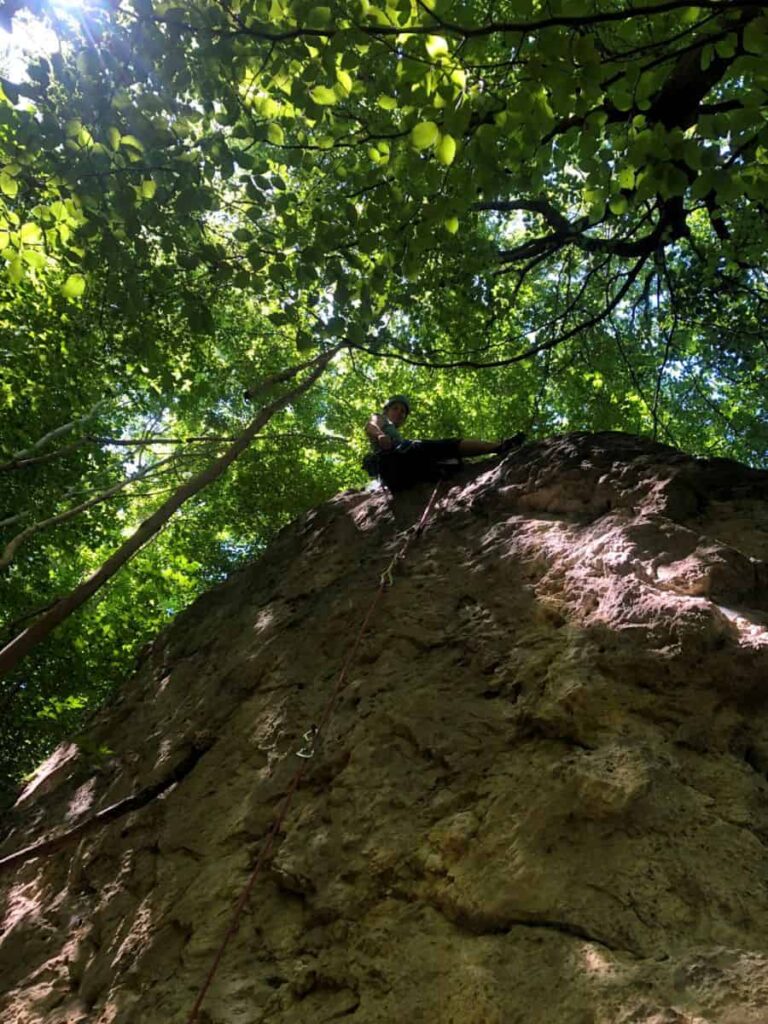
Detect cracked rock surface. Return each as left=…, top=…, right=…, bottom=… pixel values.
left=1, top=431, right=768, bottom=1024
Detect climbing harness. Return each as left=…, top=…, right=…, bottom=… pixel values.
left=185, top=481, right=443, bottom=1024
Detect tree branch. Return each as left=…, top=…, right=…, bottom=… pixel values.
left=0, top=456, right=176, bottom=572
left=141, top=2, right=764, bottom=43
left=0, top=398, right=110, bottom=470
left=0, top=347, right=341, bottom=681
left=350, top=258, right=648, bottom=369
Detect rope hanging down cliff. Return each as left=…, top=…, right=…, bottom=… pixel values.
left=185, top=480, right=443, bottom=1024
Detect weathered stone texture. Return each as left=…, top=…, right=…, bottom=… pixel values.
left=1, top=431, right=767, bottom=1024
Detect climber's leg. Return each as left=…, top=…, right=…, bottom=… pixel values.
left=378, top=450, right=421, bottom=492
left=458, top=439, right=498, bottom=456
left=459, top=434, right=526, bottom=456
left=379, top=440, right=457, bottom=492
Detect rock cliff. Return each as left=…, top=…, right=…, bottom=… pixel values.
left=2, top=431, right=768, bottom=1024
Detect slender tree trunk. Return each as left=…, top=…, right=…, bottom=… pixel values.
left=0, top=347, right=339, bottom=682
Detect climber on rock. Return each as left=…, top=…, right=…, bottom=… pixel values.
left=363, top=395, right=525, bottom=492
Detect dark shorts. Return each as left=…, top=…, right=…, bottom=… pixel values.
left=378, top=438, right=461, bottom=492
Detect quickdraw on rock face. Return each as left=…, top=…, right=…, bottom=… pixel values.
left=295, top=725, right=318, bottom=759
left=379, top=560, right=396, bottom=588
left=185, top=481, right=443, bottom=1024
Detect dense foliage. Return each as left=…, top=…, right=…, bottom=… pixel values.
left=1, top=0, right=767, bottom=795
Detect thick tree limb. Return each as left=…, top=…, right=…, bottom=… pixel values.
left=487, top=197, right=686, bottom=261
left=0, top=347, right=340, bottom=681
left=350, top=258, right=648, bottom=369
left=244, top=349, right=331, bottom=400
left=475, top=199, right=589, bottom=237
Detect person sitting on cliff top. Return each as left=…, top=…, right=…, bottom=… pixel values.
left=363, top=395, right=525, bottom=492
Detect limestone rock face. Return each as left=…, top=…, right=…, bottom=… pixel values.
left=2, top=432, right=768, bottom=1024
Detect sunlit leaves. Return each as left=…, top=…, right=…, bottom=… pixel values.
left=336, top=68, right=353, bottom=96
left=61, top=273, right=86, bottom=299
left=425, top=35, right=448, bottom=60
left=310, top=84, right=339, bottom=105
left=411, top=121, right=439, bottom=150
left=436, top=133, right=456, bottom=166
left=7, top=256, right=24, bottom=283
left=0, top=170, right=19, bottom=198
left=616, top=167, right=635, bottom=191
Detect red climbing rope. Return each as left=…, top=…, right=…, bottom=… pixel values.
left=185, top=481, right=442, bottom=1023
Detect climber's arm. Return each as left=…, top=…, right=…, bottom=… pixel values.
left=366, top=415, right=393, bottom=451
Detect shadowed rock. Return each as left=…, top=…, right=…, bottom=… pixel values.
left=1, top=431, right=767, bottom=1024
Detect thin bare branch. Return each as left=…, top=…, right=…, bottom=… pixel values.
left=0, top=456, right=176, bottom=572
left=0, top=398, right=110, bottom=470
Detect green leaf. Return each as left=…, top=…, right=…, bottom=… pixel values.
left=377, top=95, right=397, bottom=110
left=425, top=35, right=449, bottom=59
left=617, top=167, right=635, bottom=190
left=583, top=186, right=605, bottom=220
left=743, top=17, right=768, bottom=55
left=267, top=123, right=285, bottom=145
left=7, top=257, right=24, bottom=283
left=0, top=172, right=18, bottom=197
left=306, top=6, right=332, bottom=28
left=310, top=85, right=338, bottom=106
left=411, top=121, right=439, bottom=150
left=714, top=34, right=737, bottom=59
left=20, top=222, right=42, bottom=245
left=436, top=133, right=456, bottom=166
left=336, top=69, right=353, bottom=96
left=444, top=215, right=459, bottom=234
left=140, top=179, right=157, bottom=199
left=22, top=248, right=45, bottom=268
left=120, top=134, right=144, bottom=152
left=61, top=273, right=86, bottom=299
left=612, top=89, right=633, bottom=113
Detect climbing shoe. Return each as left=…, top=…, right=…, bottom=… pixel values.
left=499, top=432, right=526, bottom=453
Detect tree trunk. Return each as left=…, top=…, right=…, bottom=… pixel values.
left=0, top=347, right=339, bottom=681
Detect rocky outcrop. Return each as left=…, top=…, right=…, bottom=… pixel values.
left=1, top=431, right=767, bottom=1024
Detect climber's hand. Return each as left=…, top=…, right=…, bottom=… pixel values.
left=378, top=435, right=394, bottom=451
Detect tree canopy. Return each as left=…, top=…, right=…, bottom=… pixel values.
left=1, top=0, right=767, bottom=795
